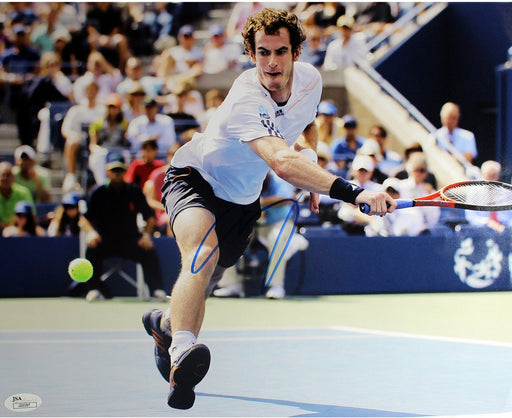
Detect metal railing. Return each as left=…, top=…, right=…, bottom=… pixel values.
left=354, top=1, right=477, bottom=177
left=354, top=59, right=476, bottom=176
left=365, top=2, right=438, bottom=53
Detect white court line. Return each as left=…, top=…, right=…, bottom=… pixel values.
left=0, top=334, right=373, bottom=344
left=3, top=326, right=512, bottom=349
left=330, top=325, right=512, bottom=349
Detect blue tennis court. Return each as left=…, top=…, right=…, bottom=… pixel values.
left=2, top=297, right=512, bottom=418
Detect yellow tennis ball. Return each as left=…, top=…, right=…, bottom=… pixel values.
left=68, top=258, right=93, bottom=282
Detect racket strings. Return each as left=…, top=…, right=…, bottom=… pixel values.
left=442, top=182, right=512, bottom=207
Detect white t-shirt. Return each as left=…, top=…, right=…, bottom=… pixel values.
left=169, top=45, right=204, bottom=73
left=126, top=113, right=177, bottom=154
left=435, top=126, right=478, bottom=159
left=172, top=62, right=322, bottom=204
left=323, top=34, right=366, bottom=71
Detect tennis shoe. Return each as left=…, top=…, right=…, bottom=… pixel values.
left=212, top=284, right=245, bottom=298
left=265, top=285, right=285, bottom=299
left=167, top=344, right=210, bottom=410
left=142, top=309, right=172, bottom=382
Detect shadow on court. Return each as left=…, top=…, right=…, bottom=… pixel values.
left=198, top=393, right=425, bottom=417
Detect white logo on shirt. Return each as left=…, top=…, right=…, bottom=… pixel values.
left=258, top=105, right=270, bottom=119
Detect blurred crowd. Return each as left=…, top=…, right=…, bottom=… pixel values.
left=0, top=2, right=494, bottom=244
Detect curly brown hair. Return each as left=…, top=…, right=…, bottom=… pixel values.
left=242, top=8, right=306, bottom=56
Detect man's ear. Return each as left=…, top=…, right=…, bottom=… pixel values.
left=293, top=47, right=301, bottom=62
left=248, top=50, right=256, bottom=64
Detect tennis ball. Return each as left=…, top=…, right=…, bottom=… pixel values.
left=68, top=258, right=93, bottom=282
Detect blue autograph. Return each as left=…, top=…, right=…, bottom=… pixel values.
left=190, top=195, right=303, bottom=286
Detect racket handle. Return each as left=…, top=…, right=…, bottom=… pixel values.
left=359, top=203, right=371, bottom=214
left=359, top=199, right=413, bottom=214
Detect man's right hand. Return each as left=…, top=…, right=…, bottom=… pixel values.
left=355, top=189, right=396, bottom=216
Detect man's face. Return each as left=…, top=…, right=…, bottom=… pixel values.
left=0, top=166, right=14, bottom=190
left=107, top=167, right=126, bottom=184
left=18, top=156, right=35, bottom=172
left=250, top=27, right=299, bottom=103
left=353, top=168, right=372, bottom=184
left=442, top=109, right=459, bottom=132
left=85, top=83, right=99, bottom=101
left=145, top=105, right=158, bottom=121
left=125, top=59, right=143, bottom=80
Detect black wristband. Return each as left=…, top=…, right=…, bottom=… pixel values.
left=329, top=177, right=364, bottom=204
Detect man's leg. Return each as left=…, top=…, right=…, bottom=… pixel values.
left=165, top=206, right=220, bottom=409
left=142, top=264, right=225, bottom=384
left=170, top=206, right=219, bottom=337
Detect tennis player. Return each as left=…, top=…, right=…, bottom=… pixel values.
left=143, top=8, right=396, bottom=410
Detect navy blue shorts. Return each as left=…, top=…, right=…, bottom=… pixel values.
left=161, top=165, right=261, bottom=268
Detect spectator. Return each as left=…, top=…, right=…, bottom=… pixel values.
left=214, top=171, right=309, bottom=299
left=355, top=2, right=395, bottom=35
left=465, top=160, right=512, bottom=233
left=226, top=2, right=264, bottom=41
left=123, top=3, right=160, bottom=56
left=315, top=100, right=345, bottom=146
left=6, top=4, right=39, bottom=28
left=0, top=22, right=40, bottom=146
left=0, top=161, right=34, bottom=228
left=202, top=24, right=242, bottom=74
left=0, top=21, right=13, bottom=58
left=47, top=192, right=84, bottom=237
left=394, top=142, right=437, bottom=190
left=50, top=27, right=76, bottom=75
left=132, top=3, right=174, bottom=47
left=435, top=102, right=478, bottom=163
left=301, top=2, right=346, bottom=32
left=168, top=25, right=203, bottom=74
left=366, top=124, right=402, bottom=177
left=12, top=145, right=51, bottom=203
left=80, top=152, right=167, bottom=301
left=89, top=93, right=129, bottom=149
left=163, top=78, right=201, bottom=144
left=366, top=177, right=414, bottom=237
left=323, top=15, right=366, bottom=71
left=85, top=2, right=130, bottom=71
left=32, top=51, right=75, bottom=165
left=356, top=139, right=388, bottom=184
left=126, top=96, right=176, bottom=154
left=337, top=154, right=384, bottom=235
left=143, top=143, right=181, bottom=236
left=61, top=80, right=105, bottom=192
left=125, top=139, right=165, bottom=190
left=396, top=152, right=440, bottom=235
left=0, top=23, right=39, bottom=76
left=34, top=50, right=75, bottom=102
left=122, top=82, right=147, bottom=122
left=72, top=51, right=123, bottom=106
left=331, top=114, right=366, bottom=172
left=30, top=4, right=71, bottom=54
left=198, top=88, right=225, bottom=131
left=2, top=200, right=45, bottom=237
left=316, top=140, right=338, bottom=173
left=299, top=25, right=327, bottom=68
left=116, top=56, right=164, bottom=101
left=88, top=92, right=130, bottom=186
left=162, top=76, right=205, bottom=120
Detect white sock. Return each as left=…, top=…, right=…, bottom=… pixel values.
left=169, top=330, right=196, bottom=365
left=160, top=308, right=171, bottom=334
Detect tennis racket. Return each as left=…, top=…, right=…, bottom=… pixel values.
left=359, top=180, right=512, bottom=214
